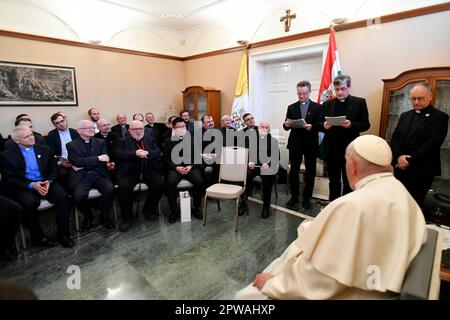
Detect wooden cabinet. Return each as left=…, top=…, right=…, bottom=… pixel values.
left=182, top=86, right=221, bottom=126
left=380, top=67, right=450, bottom=181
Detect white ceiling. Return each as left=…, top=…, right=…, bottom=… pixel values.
left=0, top=0, right=447, bottom=55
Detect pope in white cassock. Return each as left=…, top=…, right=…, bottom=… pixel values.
left=235, top=135, right=427, bottom=300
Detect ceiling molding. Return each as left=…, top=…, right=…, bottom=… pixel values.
left=0, top=2, right=448, bottom=62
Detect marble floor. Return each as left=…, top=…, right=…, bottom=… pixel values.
left=0, top=183, right=324, bottom=300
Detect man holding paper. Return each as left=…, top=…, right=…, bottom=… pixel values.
left=283, top=81, right=322, bottom=209
left=320, top=75, right=370, bottom=201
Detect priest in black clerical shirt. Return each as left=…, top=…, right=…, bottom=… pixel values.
left=391, top=83, right=448, bottom=207
left=115, top=120, right=164, bottom=232
left=67, top=120, right=115, bottom=231
left=320, top=75, right=370, bottom=201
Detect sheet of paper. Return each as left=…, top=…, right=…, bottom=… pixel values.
left=287, top=118, right=307, bottom=128
left=325, top=116, right=347, bottom=126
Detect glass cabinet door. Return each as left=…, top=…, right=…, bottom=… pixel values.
left=435, top=80, right=450, bottom=180
left=184, top=94, right=195, bottom=116
left=385, top=81, right=420, bottom=142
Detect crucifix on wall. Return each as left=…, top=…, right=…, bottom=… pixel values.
left=280, top=9, right=296, bottom=32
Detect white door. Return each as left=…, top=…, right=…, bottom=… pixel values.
left=261, top=56, right=322, bottom=170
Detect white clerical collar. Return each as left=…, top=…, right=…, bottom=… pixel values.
left=340, top=99, right=345, bottom=102
left=415, top=110, right=421, bottom=114
left=84, top=139, right=90, bottom=143
left=102, top=133, right=108, bottom=138
left=355, top=172, right=393, bottom=190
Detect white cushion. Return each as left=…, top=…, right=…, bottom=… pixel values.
left=177, top=179, right=193, bottom=189
left=133, top=183, right=149, bottom=192
left=88, top=189, right=102, bottom=198
left=206, top=183, right=244, bottom=199
left=38, top=199, right=54, bottom=211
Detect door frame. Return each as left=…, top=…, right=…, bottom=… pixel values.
left=249, top=41, right=328, bottom=123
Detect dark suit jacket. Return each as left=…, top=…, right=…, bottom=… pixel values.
left=320, top=95, right=370, bottom=157
left=115, top=133, right=161, bottom=180
left=283, top=100, right=322, bottom=150
left=4, top=132, right=46, bottom=150
left=66, top=137, right=110, bottom=189
left=221, top=127, right=237, bottom=146
left=391, top=105, right=448, bottom=177
left=0, top=144, right=57, bottom=190
left=145, top=124, right=160, bottom=143
left=111, top=124, right=129, bottom=138
left=0, top=132, right=4, bottom=153
left=94, top=131, right=119, bottom=161
left=163, top=135, right=202, bottom=171
left=46, top=128, right=79, bottom=157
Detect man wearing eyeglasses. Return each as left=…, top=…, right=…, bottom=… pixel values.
left=67, top=120, right=115, bottom=231
left=163, top=117, right=204, bottom=223
left=47, top=112, right=79, bottom=190
left=1, top=126, right=73, bottom=248
left=391, top=83, right=449, bottom=208
left=115, top=121, right=164, bottom=232
left=320, top=75, right=370, bottom=201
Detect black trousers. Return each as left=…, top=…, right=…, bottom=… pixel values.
left=246, top=168, right=275, bottom=208
left=289, top=148, right=317, bottom=200
left=117, top=170, right=164, bottom=222
left=326, top=146, right=351, bottom=201
left=72, top=172, right=114, bottom=221
left=395, top=168, right=435, bottom=208
left=166, top=168, right=204, bottom=213
left=56, top=166, right=71, bottom=191
left=13, top=182, right=70, bottom=242
left=203, top=164, right=220, bottom=188
left=0, top=195, right=21, bottom=252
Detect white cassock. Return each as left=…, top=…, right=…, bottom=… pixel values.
left=235, top=172, right=427, bottom=300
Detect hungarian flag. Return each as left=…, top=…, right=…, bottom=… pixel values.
left=317, top=29, right=342, bottom=104
left=231, top=50, right=249, bottom=128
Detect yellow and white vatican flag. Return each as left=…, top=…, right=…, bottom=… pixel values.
left=231, top=50, right=249, bottom=128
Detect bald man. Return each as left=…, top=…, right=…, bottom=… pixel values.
left=111, top=113, right=129, bottom=138
left=66, top=120, right=115, bottom=231
left=245, top=121, right=279, bottom=218
left=391, top=83, right=449, bottom=208
left=235, top=135, right=426, bottom=300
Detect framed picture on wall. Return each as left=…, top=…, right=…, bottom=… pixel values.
left=0, top=61, right=78, bottom=106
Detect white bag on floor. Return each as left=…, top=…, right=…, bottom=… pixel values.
left=180, top=191, right=191, bottom=223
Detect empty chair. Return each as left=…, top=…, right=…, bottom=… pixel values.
left=203, top=146, right=248, bottom=232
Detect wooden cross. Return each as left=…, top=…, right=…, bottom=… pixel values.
left=280, top=9, right=296, bottom=32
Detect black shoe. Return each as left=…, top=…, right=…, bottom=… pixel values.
left=192, top=208, right=203, bottom=220
left=0, top=248, right=19, bottom=262
left=57, top=235, right=75, bottom=248
left=32, top=236, right=55, bottom=248
left=100, top=217, right=115, bottom=229
left=119, top=220, right=132, bottom=232
left=168, top=213, right=178, bottom=224
left=287, top=197, right=299, bottom=207
left=81, top=219, right=93, bottom=232
left=143, top=211, right=159, bottom=221
left=238, top=200, right=247, bottom=216
left=302, top=199, right=312, bottom=209
left=261, top=207, right=271, bottom=219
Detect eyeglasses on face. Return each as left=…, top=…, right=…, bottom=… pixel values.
left=80, top=127, right=96, bottom=130
left=409, top=97, right=427, bottom=102
left=129, top=128, right=144, bottom=131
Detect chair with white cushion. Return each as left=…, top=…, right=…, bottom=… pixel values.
left=203, top=146, right=248, bottom=232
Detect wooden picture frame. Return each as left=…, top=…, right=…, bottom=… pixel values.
left=0, top=61, right=78, bottom=106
